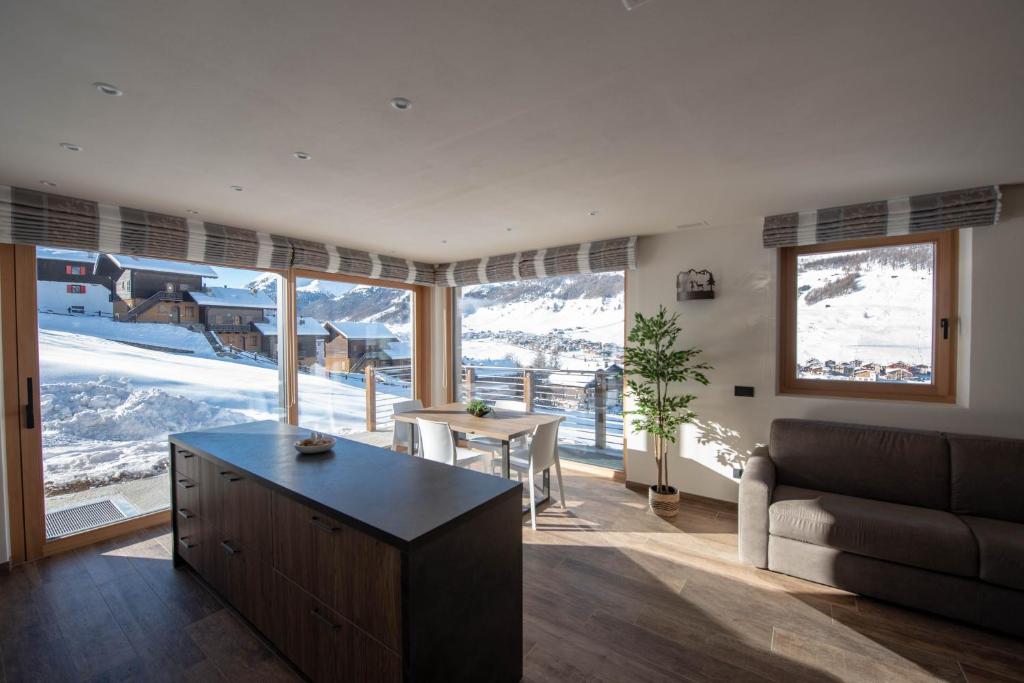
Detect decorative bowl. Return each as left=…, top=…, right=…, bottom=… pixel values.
left=294, top=432, right=336, bottom=454
left=466, top=400, right=492, bottom=418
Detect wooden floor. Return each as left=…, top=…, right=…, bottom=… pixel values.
left=2, top=469, right=1023, bottom=682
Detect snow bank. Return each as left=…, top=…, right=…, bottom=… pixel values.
left=39, top=313, right=218, bottom=356
left=41, top=377, right=248, bottom=492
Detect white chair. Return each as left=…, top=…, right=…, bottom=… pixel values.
left=416, top=418, right=490, bottom=469
left=509, top=420, right=566, bottom=530
left=466, top=399, right=529, bottom=455
left=391, top=399, right=423, bottom=454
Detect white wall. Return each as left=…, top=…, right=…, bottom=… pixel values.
left=624, top=195, right=1024, bottom=503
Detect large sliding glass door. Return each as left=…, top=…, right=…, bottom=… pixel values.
left=292, top=272, right=417, bottom=441
left=451, top=272, right=626, bottom=470
left=24, top=246, right=284, bottom=548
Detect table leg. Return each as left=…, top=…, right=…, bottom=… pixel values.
left=502, top=440, right=510, bottom=479
left=409, top=424, right=417, bottom=457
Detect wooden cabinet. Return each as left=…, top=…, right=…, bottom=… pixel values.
left=272, top=491, right=401, bottom=650
left=170, top=422, right=523, bottom=683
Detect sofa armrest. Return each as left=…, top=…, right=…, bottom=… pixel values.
left=739, top=447, right=776, bottom=568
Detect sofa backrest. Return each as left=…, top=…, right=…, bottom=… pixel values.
left=769, top=419, right=950, bottom=510
left=948, top=434, right=1024, bottom=523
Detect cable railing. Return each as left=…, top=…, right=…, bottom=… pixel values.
left=458, top=364, right=624, bottom=454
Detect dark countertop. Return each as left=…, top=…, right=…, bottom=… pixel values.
left=169, top=420, right=521, bottom=549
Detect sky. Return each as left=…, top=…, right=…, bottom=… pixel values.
left=210, top=266, right=273, bottom=289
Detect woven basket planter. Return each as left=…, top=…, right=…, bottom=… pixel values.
left=648, top=485, right=680, bottom=518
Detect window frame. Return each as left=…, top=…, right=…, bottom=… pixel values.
left=777, top=231, right=958, bottom=403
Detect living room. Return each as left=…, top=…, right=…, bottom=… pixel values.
left=0, top=1, right=1022, bottom=681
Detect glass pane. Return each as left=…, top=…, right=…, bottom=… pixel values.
left=795, top=242, right=935, bottom=383
left=295, top=278, right=413, bottom=439
left=453, top=272, right=625, bottom=470
left=37, top=247, right=282, bottom=539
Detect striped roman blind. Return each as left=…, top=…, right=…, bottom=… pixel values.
left=290, top=238, right=435, bottom=286
left=0, top=185, right=638, bottom=287
left=435, top=236, right=637, bottom=287
left=762, top=186, right=1001, bottom=248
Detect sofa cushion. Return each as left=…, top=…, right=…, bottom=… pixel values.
left=769, top=419, right=949, bottom=510
left=949, top=434, right=1024, bottom=523
left=769, top=485, right=977, bottom=577
left=960, top=516, right=1024, bottom=591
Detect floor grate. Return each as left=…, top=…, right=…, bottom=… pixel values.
left=46, top=499, right=127, bottom=539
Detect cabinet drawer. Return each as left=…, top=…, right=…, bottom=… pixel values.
left=272, top=570, right=401, bottom=683
left=173, top=445, right=200, bottom=479
left=271, top=492, right=402, bottom=650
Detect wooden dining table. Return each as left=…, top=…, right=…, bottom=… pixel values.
left=393, top=402, right=564, bottom=511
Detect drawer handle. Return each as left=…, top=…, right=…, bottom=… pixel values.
left=221, top=540, right=240, bottom=555
left=310, top=608, right=340, bottom=631
left=219, top=470, right=243, bottom=482
left=309, top=516, right=339, bottom=534
left=177, top=478, right=196, bottom=489
left=178, top=449, right=195, bottom=459
left=178, top=537, right=197, bottom=549
left=177, top=508, right=195, bottom=520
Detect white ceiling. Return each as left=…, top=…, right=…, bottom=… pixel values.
left=1, top=0, right=1022, bottom=262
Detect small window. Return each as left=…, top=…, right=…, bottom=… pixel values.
left=69, top=305, right=85, bottom=314
left=66, top=284, right=87, bottom=294
left=779, top=232, right=957, bottom=402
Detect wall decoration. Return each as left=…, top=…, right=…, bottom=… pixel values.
left=677, top=269, right=715, bottom=300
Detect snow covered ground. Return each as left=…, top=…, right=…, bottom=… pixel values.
left=39, top=326, right=400, bottom=495
left=461, top=339, right=611, bottom=371
left=796, top=259, right=933, bottom=367
left=460, top=290, right=624, bottom=346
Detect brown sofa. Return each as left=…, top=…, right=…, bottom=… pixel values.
left=739, top=419, right=1024, bottom=637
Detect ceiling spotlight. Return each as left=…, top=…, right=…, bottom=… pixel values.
left=59, top=142, right=82, bottom=152
left=441, top=239, right=448, bottom=244
left=230, top=185, right=244, bottom=192
left=506, top=227, right=513, bottom=232
left=93, top=82, right=123, bottom=96
left=39, top=180, right=57, bottom=187
left=588, top=210, right=599, bottom=216
left=293, top=151, right=312, bottom=161
left=186, top=209, right=200, bottom=215
left=390, top=97, right=412, bottom=111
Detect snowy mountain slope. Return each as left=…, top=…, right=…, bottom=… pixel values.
left=796, top=253, right=933, bottom=367
left=39, top=329, right=402, bottom=493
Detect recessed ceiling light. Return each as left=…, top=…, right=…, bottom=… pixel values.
left=39, top=180, right=57, bottom=187
left=93, top=82, right=123, bottom=96
left=59, top=142, right=82, bottom=152
left=293, top=151, right=312, bottom=161
left=390, top=97, right=412, bottom=111
left=506, top=227, right=513, bottom=232
left=441, top=239, right=448, bottom=244
left=230, top=185, right=244, bottom=192
left=186, top=209, right=200, bottom=215
left=588, top=210, right=599, bottom=216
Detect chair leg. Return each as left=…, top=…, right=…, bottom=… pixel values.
left=528, top=465, right=537, bottom=530
left=554, top=456, right=566, bottom=509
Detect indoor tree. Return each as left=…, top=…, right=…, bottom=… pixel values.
left=623, top=305, right=711, bottom=517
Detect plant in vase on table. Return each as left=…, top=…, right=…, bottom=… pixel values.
left=624, top=305, right=711, bottom=518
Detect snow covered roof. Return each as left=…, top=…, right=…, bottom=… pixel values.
left=326, top=321, right=398, bottom=340
left=253, top=318, right=328, bottom=337
left=36, top=247, right=97, bottom=264
left=187, top=287, right=275, bottom=309
left=105, top=254, right=218, bottom=278
left=547, top=372, right=597, bottom=388
left=383, top=341, right=412, bottom=360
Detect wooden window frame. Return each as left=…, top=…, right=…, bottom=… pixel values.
left=778, top=231, right=958, bottom=403
left=290, top=269, right=432, bottom=414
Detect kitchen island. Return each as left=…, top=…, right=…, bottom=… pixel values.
left=169, top=420, right=523, bottom=683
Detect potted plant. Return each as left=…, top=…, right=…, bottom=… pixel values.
left=624, top=305, right=711, bottom=518
left=466, top=399, right=492, bottom=417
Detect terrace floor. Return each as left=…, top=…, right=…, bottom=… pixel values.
left=7, top=466, right=1022, bottom=681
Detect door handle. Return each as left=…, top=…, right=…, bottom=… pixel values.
left=219, top=471, right=243, bottom=482
left=309, top=516, right=339, bottom=534
left=940, top=318, right=950, bottom=340
left=310, top=608, right=340, bottom=631
left=24, top=377, right=35, bottom=429
left=177, top=508, right=195, bottom=519
left=221, top=540, right=240, bottom=555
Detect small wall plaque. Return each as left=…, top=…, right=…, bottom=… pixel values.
left=677, top=269, right=715, bottom=300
